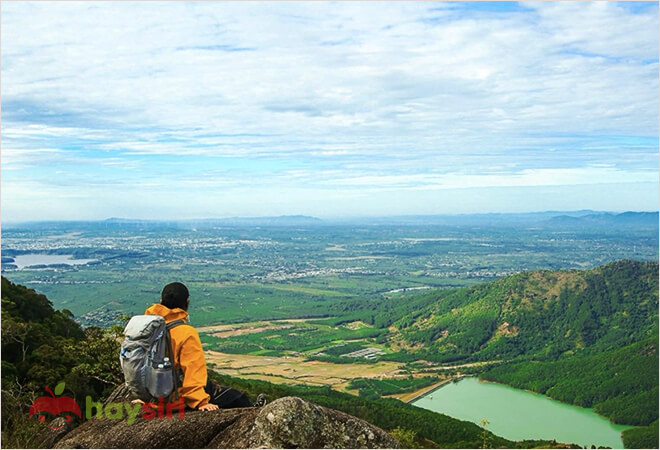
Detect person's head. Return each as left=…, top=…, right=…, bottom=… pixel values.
left=161, top=282, right=189, bottom=311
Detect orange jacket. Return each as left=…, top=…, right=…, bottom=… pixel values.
left=144, top=304, right=210, bottom=409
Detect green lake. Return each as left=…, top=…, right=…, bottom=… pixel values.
left=412, top=377, right=633, bottom=448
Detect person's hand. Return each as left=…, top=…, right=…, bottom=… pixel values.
left=198, top=403, right=219, bottom=411
left=131, top=399, right=158, bottom=409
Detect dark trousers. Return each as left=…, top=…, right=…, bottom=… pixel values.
left=204, top=380, right=253, bottom=408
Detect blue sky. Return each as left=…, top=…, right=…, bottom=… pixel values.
left=1, top=1, right=658, bottom=221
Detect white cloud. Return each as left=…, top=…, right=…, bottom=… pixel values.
left=525, top=1, right=659, bottom=60
left=1, top=1, right=658, bottom=219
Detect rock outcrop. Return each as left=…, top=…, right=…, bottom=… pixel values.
left=48, top=387, right=398, bottom=449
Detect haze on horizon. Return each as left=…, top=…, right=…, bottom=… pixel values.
left=1, top=1, right=658, bottom=222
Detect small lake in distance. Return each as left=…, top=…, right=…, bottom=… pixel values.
left=412, top=377, right=632, bottom=448
left=11, top=254, right=98, bottom=270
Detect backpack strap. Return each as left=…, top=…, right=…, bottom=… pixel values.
left=165, top=320, right=187, bottom=402
left=166, top=319, right=186, bottom=330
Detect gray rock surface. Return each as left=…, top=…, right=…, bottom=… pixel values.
left=51, top=388, right=398, bottom=449
left=247, top=396, right=394, bottom=449
left=34, top=417, right=77, bottom=449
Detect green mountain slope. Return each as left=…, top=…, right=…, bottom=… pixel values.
left=393, top=260, right=658, bottom=362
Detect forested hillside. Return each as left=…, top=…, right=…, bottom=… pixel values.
left=392, top=260, right=658, bottom=362
left=1, top=277, right=123, bottom=448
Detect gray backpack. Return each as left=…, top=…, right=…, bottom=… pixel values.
left=119, top=315, right=184, bottom=401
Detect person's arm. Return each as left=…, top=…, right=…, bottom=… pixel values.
left=177, top=330, right=212, bottom=409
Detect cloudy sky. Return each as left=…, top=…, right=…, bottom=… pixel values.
left=1, top=1, right=658, bottom=221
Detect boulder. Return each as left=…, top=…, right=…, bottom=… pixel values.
left=50, top=387, right=398, bottom=449
left=34, top=416, right=78, bottom=449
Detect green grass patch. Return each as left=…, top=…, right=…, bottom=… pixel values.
left=201, top=322, right=387, bottom=355
left=348, top=376, right=439, bottom=398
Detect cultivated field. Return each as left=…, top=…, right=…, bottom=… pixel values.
left=205, top=349, right=404, bottom=393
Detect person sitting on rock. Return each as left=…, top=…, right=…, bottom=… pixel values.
left=143, top=281, right=266, bottom=411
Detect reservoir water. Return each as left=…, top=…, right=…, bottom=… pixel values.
left=11, top=254, right=97, bottom=270
left=412, top=377, right=632, bottom=448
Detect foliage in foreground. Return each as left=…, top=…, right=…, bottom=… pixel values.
left=1, top=277, right=123, bottom=448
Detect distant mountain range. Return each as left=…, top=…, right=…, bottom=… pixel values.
left=187, top=215, right=324, bottom=227
left=548, top=211, right=659, bottom=227
left=349, top=211, right=658, bottom=227
left=104, top=215, right=324, bottom=227
left=3, top=215, right=324, bottom=230
left=4, top=211, right=657, bottom=229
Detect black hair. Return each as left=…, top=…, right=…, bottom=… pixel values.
left=161, top=282, right=189, bottom=311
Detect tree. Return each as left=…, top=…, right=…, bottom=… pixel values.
left=480, top=418, right=490, bottom=449
left=2, top=319, right=31, bottom=362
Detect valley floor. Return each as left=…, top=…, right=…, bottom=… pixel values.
left=202, top=317, right=500, bottom=400
left=205, top=349, right=406, bottom=394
